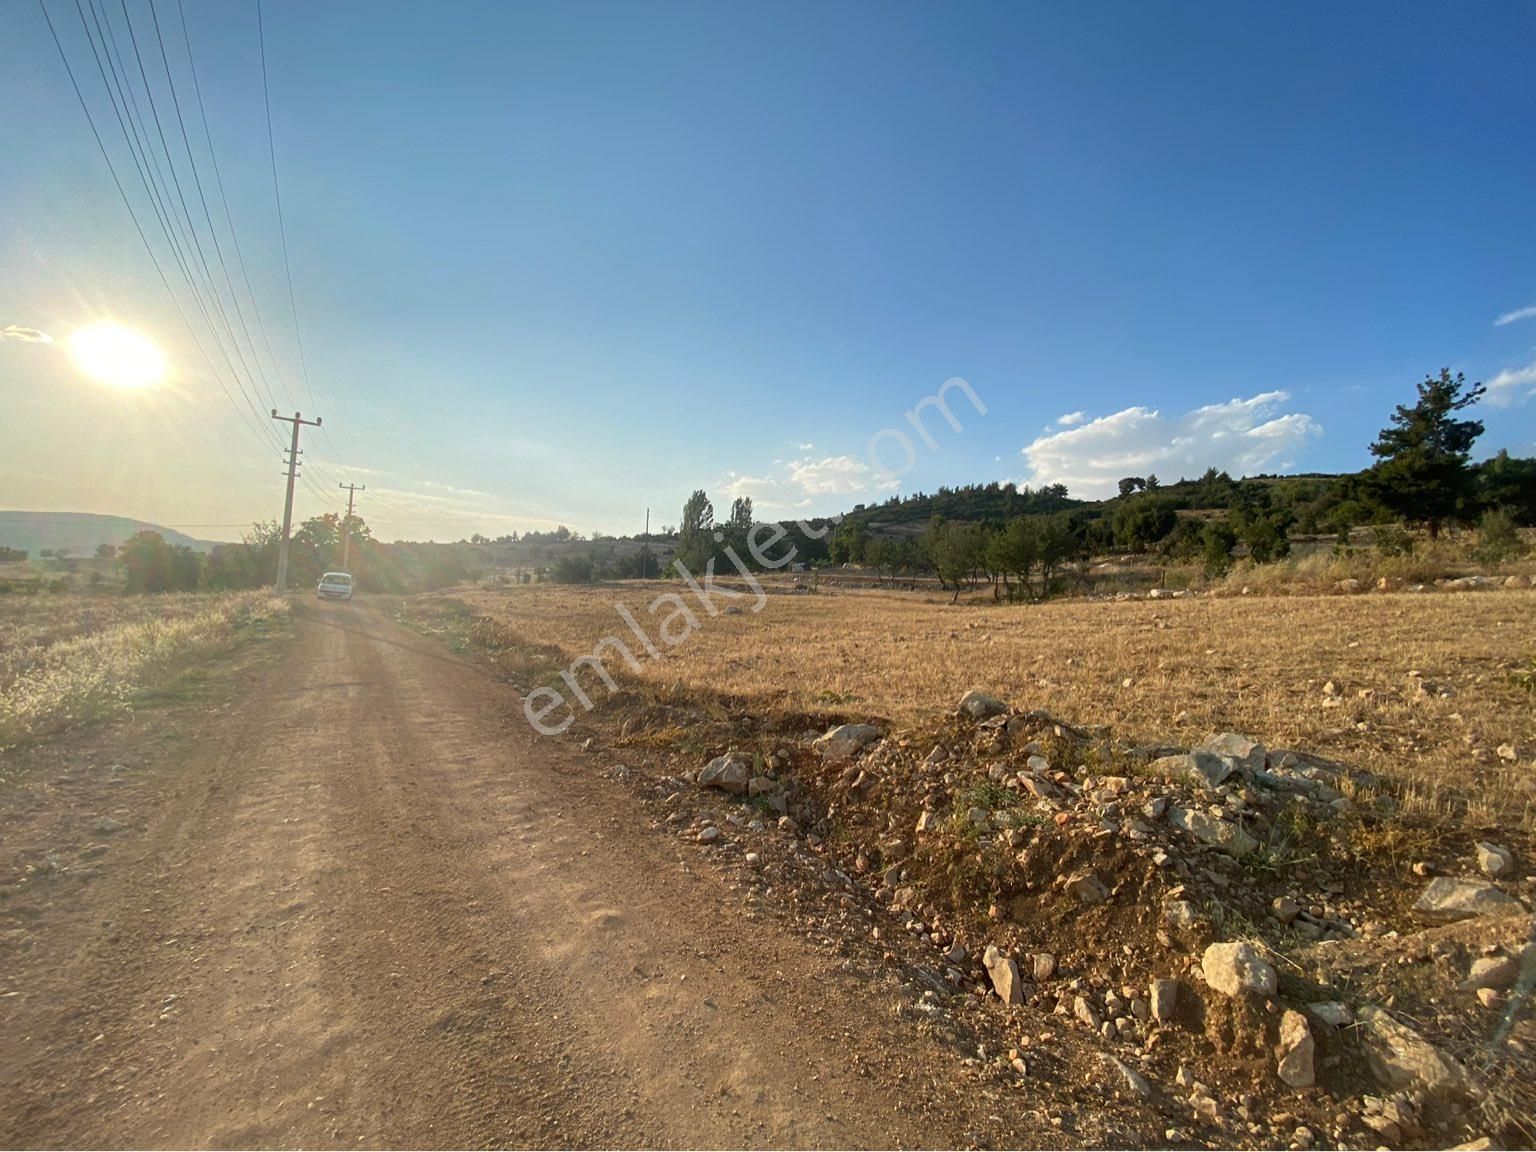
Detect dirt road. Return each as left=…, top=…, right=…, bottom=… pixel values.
left=1, top=601, right=1031, bottom=1149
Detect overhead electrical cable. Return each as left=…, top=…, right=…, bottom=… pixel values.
left=110, top=0, right=278, bottom=423
left=145, top=0, right=289, bottom=415
left=75, top=0, right=285, bottom=450
left=37, top=0, right=278, bottom=454
left=171, top=0, right=292, bottom=413
left=256, top=0, right=320, bottom=416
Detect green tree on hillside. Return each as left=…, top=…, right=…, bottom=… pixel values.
left=986, top=517, right=1040, bottom=601
left=677, top=490, right=716, bottom=571
left=1233, top=505, right=1293, bottom=563
left=552, top=553, right=595, bottom=583
left=121, top=531, right=201, bottom=593
left=1203, top=520, right=1237, bottom=578
left=1035, top=513, right=1082, bottom=595
left=1111, top=495, right=1178, bottom=552
left=1477, top=450, right=1536, bottom=525
left=923, top=520, right=986, bottom=602
left=1367, top=368, right=1486, bottom=539
left=828, top=520, right=870, bottom=565
left=724, top=496, right=754, bottom=562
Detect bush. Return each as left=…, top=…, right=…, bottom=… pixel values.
left=1236, top=511, right=1292, bottom=564
left=551, top=554, right=595, bottom=584
left=1159, top=517, right=1207, bottom=562
left=1112, top=496, right=1178, bottom=552
left=1203, top=521, right=1237, bottom=578
left=1371, top=523, right=1415, bottom=558
left=1473, top=508, right=1529, bottom=564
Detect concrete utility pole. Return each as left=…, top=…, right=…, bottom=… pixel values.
left=339, top=481, right=365, bottom=572
left=271, top=409, right=322, bottom=593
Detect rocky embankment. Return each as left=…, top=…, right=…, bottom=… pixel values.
left=601, top=689, right=1533, bottom=1149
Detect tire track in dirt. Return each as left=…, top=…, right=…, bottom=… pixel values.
left=2, top=599, right=1038, bottom=1149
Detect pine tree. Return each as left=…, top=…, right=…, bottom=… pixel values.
left=1368, top=369, right=1486, bottom=539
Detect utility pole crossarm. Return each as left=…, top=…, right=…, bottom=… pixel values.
left=270, top=410, right=323, bottom=594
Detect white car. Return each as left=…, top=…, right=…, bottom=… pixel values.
left=317, top=571, right=354, bottom=601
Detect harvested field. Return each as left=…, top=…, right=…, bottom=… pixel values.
left=405, top=580, right=1536, bottom=1148
left=452, top=582, right=1536, bottom=827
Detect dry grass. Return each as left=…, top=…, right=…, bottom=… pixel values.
left=0, top=592, right=288, bottom=753
left=1213, top=541, right=1535, bottom=595
left=453, top=581, right=1536, bottom=828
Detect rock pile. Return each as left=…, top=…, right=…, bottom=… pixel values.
left=607, top=684, right=1533, bottom=1149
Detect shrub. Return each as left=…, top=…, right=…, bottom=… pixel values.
left=551, top=554, right=595, bottom=584
left=1513, top=657, right=1536, bottom=696
left=1236, top=511, right=1292, bottom=564
left=1473, top=508, right=1529, bottom=564
left=1160, top=517, right=1207, bottom=562
left=1372, top=523, right=1416, bottom=558
left=1203, top=520, right=1237, bottom=578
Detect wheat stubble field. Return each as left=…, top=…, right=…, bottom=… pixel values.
left=454, top=582, right=1536, bottom=826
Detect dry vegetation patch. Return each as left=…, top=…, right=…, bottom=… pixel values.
left=0, top=592, right=288, bottom=755
left=451, top=582, right=1536, bottom=827
left=404, top=582, right=1536, bottom=1147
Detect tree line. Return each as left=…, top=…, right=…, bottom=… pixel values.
left=835, top=369, right=1531, bottom=561
left=624, top=369, right=1531, bottom=599
left=86, top=514, right=468, bottom=595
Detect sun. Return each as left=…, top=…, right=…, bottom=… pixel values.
left=68, top=322, right=167, bottom=390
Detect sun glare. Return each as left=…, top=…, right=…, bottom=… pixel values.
left=68, top=322, right=167, bottom=390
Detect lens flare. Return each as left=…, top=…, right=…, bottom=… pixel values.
left=68, top=323, right=167, bottom=390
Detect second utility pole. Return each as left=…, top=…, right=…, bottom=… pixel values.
left=339, top=481, right=365, bottom=571
left=271, top=409, right=322, bottom=593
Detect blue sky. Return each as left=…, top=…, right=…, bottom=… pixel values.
left=2, top=1, right=1534, bottom=540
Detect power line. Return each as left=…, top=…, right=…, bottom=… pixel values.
left=38, top=0, right=278, bottom=454
left=43, top=0, right=351, bottom=527
left=257, top=0, right=319, bottom=415
left=145, top=0, right=288, bottom=415
left=93, top=0, right=283, bottom=450
left=72, top=0, right=285, bottom=452
left=172, top=0, right=291, bottom=416
left=86, top=0, right=203, bottom=310
left=110, top=0, right=279, bottom=424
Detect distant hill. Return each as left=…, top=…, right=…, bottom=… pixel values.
left=833, top=471, right=1358, bottom=534
left=0, top=512, right=218, bottom=556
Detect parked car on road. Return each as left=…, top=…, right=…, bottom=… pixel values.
left=317, top=571, right=354, bottom=601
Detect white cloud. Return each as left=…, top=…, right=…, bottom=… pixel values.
left=791, top=455, right=892, bottom=495
left=1, top=324, right=52, bottom=343
left=1485, top=358, right=1536, bottom=407
left=1055, top=410, right=1087, bottom=426
left=421, top=479, right=490, bottom=498
left=721, top=471, right=810, bottom=513
left=1494, top=303, right=1536, bottom=327
left=1021, top=391, right=1321, bottom=498
left=722, top=454, right=896, bottom=516
left=798, top=441, right=815, bottom=451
